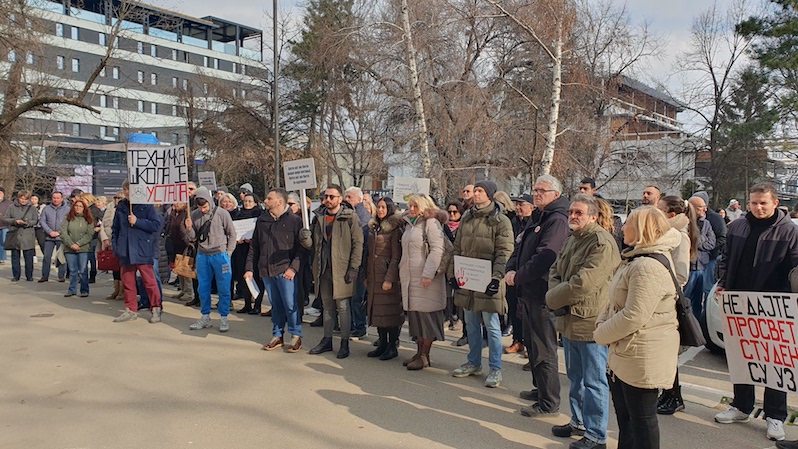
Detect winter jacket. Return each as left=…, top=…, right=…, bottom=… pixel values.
left=546, top=222, right=621, bottom=341
left=399, top=209, right=447, bottom=313
left=60, top=216, right=95, bottom=253
left=165, top=207, right=190, bottom=256
left=0, top=198, right=11, bottom=230
left=450, top=201, right=515, bottom=314
left=692, top=218, right=716, bottom=271
left=593, top=227, right=681, bottom=389
left=99, top=202, right=116, bottom=243
left=718, top=209, right=798, bottom=292
left=187, top=188, right=236, bottom=256
left=245, top=206, right=303, bottom=279
left=39, top=202, right=69, bottom=241
left=3, top=200, right=38, bottom=250
left=111, top=199, right=163, bottom=265
left=366, top=212, right=405, bottom=328
left=232, top=206, right=262, bottom=278
left=301, top=204, right=363, bottom=300
left=506, top=195, right=570, bottom=302
left=667, top=214, right=691, bottom=287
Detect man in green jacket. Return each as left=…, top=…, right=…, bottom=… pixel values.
left=449, top=180, right=515, bottom=388
left=300, top=184, right=363, bottom=359
left=545, top=194, right=620, bottom=449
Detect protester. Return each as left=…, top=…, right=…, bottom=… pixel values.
left=234, top=193, right=263, bottom=314
left=546, top=194, right=620, bottom=449
left=301, top=184, right=363, bottom=359
left=0, top=187, right=10, bottom=264
left=31, top=194, right=46, bottom=253
left=100, top=192, right=124, bottom=300
left=365, top=197, right=404, bottom=361
left=714, top=184, right=798, bottom=442
left=238, top=183, right=253, bottom=205
left=461, top=184, right=475, bottom=209
left=686, top=194, right=717, bottom=319
left=3, top=190, right=39, bottom=282
left=345, top=186, right=372, bottom=340
left=692, top=191, right=727, bottom=315
left=399, top=194, right=447, bottom=370
left=166, top=202, right=193, bottom=302
left=581, top=178, right=624, bottom=252
left=726, top=199, right=743, bottom=222
left=80, top=193, right=102, bottom=284
left=444, top=200, right=464, bottom=333
left=39, top=191, right=68, bottom=282
left=60, top=197, right=96, bottom=297
left=247, top=188, right=304, bottom=353
left=504, top=193, right=534, bottom=355
left=640, top=186, right=661, bottom=206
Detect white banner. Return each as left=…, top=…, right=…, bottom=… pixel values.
left=198, top=171, right=217, bottom=191
left=720, top=291, right=798, bottom=394
left=453, top=255, right=492, bottom=293
left=127, top=145, right=189, bottom=204
left=233, top=218, right=257, bottom=241
left=283, top=158, right=317, bottom=191
left=393, top=177, right=430, bottom=203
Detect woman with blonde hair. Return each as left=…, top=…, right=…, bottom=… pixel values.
left=594, top=206, right=681, bottom=449
left=399, top=194, right=448, bottom=370
left=80, top=193, right=103, bottom=283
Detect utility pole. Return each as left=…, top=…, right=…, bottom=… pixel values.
left=273, top=0, right=280, bottom=187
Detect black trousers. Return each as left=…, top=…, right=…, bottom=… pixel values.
left=521, top=298, right=560, bottom=412
left=609, top=372, right=660, bottom=449
left=505, top=285, right=523, bottom=342
left=732, top=384, right=787, bottom=421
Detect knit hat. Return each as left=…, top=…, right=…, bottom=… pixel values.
left=217, top=186, right=229, bottom=194
left=239, top=183, right=253, bottom=194
left=692, top=191, right=710, bottom=207
left=474, top=180, right=498, bottom=200
left=729, top=199, right=739, bottom=206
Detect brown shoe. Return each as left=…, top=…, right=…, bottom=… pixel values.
left=504, top=341, right=524, bottom=354
left=406, top=354, right=429, bottom=371
left=285, top=336, right=302, bottom=353
left=403, top=353, right=420, bottom=367
left=38, top=277, right=48, bottom=283
left=262, top=337, right=283, bottom=351
left=261, top=309, right=272, bottom=317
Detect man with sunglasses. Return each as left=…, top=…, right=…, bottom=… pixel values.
left=300, top=184, right=363, bottom=359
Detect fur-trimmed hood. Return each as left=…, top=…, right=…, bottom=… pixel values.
left=402, top=208, right=448, bottom=226
left=369, top=211, right=404, bottom=234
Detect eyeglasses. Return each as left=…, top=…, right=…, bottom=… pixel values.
left=533, top=189, right=555, bottom=194
left=324, top=194, right=339, bottom=199
left=188, top=188, right=195, bottom=191
left=447, top=210, right=459, bottom=214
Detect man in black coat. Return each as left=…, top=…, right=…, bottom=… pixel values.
left=506, top=174, right=570, bottom=416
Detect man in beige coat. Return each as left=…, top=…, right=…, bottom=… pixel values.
left=546, top=194, right=620, bottom=449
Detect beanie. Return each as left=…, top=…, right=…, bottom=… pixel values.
left=474, top=180, right=498, bottom=201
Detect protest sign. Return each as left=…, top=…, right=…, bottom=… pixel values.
left=393, top=177, right=430, bottom=203
left=283, top=158, right=317, bottom=191
left=127, top=145, right=189, bottom=204
left=198, top=171, right=217, bottom=191
left=233, top=218, right=257, bottom=241
left=453, top=256, right=492, bottom=293
left=720, top=291, right=798, bottom=394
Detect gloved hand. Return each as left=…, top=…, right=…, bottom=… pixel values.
left=449, top=277, right=461, bottom=291
left=345, top=267, right=359, bottom=284
left=299, top=229, right=312, bottom=241
left=485, top=278, right=500, bottom=296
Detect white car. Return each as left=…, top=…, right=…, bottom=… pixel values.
left=702, top=281, right=725, bottom=353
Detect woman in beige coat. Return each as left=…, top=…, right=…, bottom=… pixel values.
left=399, top=194, right=447, bottom=370
left=594, top=206, right=680, bottom=449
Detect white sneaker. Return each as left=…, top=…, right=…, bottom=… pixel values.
left=189, top=317, right=212, bottom=330
left=150, top=307, right=162, bottom=323
left=767, top=417, right=786, bottom=441
left=113, top=308, right=138, bottom=322
left=305, top=307, right=321, bottom=316
left=714, top=406, right=750, bottom=424
left=219, top=317, right=229, bottom=333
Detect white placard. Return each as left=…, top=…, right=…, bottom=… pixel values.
left=233, top=218, right=257, bottom=241
left=283, top=158, right=317, bottom=191
left=721, top=291, right=798, bottom=394
left=198, top=171, right=217, bottom=191
left=393, top=177, right=431, bottom=203
left=126, top=145, right=189, bottom=204
left=246, top=276, right=261, bottom=299
left=453, top=255, right=492, bottom=293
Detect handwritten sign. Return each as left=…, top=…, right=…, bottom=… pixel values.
left=233, top=218, right=257, bottom=241
left=198, top=171, right=217, bottom=191
left=127, top=145, right=188, bottom=204
left=283, top=158, right=317, bottom=191
left=721, top=291, right=798, bottom=394
left=393, top=177, right=430, bottom=203
left=453, top=255, right=492, bottom=293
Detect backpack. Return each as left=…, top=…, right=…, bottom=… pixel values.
left=422, top=219, right=453, bottom=276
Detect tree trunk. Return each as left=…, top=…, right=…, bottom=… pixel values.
left=540, top=23, right=563, bottom=176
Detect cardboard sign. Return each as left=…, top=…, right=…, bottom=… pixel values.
left=393, top=177, right=430, bottom=203
left=283, top=158, right=317, bottom=191
left=198, top=171, right=217, bottom=191
left=721, top=291, right=798, bottom=394
left=127, top=145, right=189, bottom=204
left=453, top=255, right=492, bottom=293
left=233, top=218, right=257, bottom=241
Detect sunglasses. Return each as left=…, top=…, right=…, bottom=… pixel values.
left=447, top=210, right=459, bottom=214
left=324, top=194, right=339, bottom=199
left=114, top=196, right=123, bottom=199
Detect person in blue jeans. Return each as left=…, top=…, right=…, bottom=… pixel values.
left=187, top=187, right=236, bottom=332
left=0, top=186, right=11, bottom=264
left=246, top=188, right=305, bottom=353
left=545, top=194, right=621, bottom=449
left=60, top=198, right=97, bottom=297
left=39, top=191, right=69, bottom=282
left=3, top=190, right=39, bottom=281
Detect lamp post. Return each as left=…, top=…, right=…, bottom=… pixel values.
left=273, top=0, right=280, bottom=187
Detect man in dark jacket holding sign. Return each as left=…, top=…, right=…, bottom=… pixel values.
left=714, top=183, right=798, bottom=443
left=506, top=174, right=570, bottom=417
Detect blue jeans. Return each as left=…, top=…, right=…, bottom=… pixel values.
left=465, top=309, right=502, bottom=370
left=197, top=252, right=232, bottom=317
left=65, top=252, right=89, bottom=294
left=684, top=269, right=704, bottom=320
left=138, top=258, right=162, bottom=308
left=564, top=338, right=610, bottom=443
left=11, top=249, right=34, bottom=280
left=263, top=274, right=302, bottom=338
left=0, top=228, right=7, bottom=261
left=43, top=240, right=67, bottom=280
left=350, top=267, right=367, bottom=333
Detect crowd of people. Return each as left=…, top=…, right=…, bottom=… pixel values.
left=2, top=176, right=798, bottom=449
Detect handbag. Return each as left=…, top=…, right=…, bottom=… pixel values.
left=97, top=249, right=121, bottom=271
left=173, top=246, right=196, bottom=279
left=640, top=253, right=707, bottom=347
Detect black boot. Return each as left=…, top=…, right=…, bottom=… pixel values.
left=379, top=326, right=400, bottom=360
left=309, top=315, right=324, bottom=327
left=309, top=337, right=333, bottom=355
left=657, top=387, right=685, bottom=415
left=337, top=339, right=350, bottom=359
left=368, top=328, right=388, bottom=358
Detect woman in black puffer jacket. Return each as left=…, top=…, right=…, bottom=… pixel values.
left=233, top=193, right=264, bottom=314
